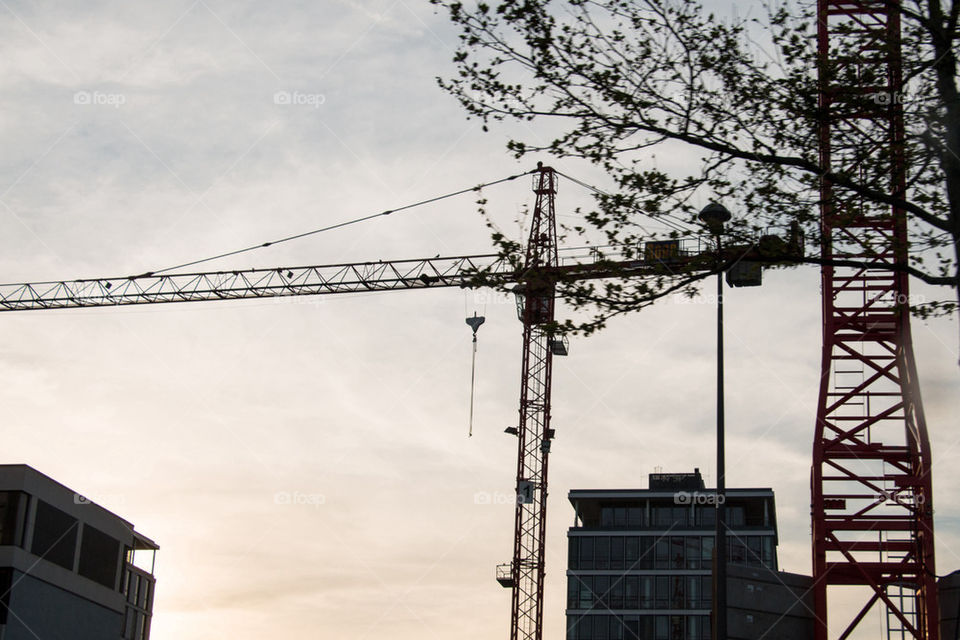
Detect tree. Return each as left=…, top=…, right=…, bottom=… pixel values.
left=430, top=0, right=960, bottom=334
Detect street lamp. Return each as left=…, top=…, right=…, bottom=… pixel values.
left=699, top=202, right=731, bottom=640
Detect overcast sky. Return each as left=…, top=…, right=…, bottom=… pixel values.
left=0, top=1, right=957, bottom=639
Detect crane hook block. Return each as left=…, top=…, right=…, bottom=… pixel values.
left=465, top=312, right=486, bottom=335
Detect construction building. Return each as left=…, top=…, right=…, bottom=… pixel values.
left=0, top=464, right=157, bottom=640
left=565, top=470, right=813, bottom=639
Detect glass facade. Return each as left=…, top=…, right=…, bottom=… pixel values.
left=566, top=485, right=777, bottom=640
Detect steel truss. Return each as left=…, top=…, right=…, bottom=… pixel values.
left=813, top=2, right=937, bottom=638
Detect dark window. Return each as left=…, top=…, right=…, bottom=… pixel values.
left=685, top=537, right=700, bottom=569
left=601, top=508, right=614, bottom=528
left=639, top=576, right=653, bottom=609
left=580, top=538, right=594, bottom=570
left=0, top=492, right=27, bottom=546
left=655, top=576, right=669, bottom=608
left=578, top=615, right=593, bottom=640
left=580, top=576, right=594, bottom=609
left=610, top=537, right=624, bottom=570
left=595, top=576, right=609, bottom=608
left=654, top=538, right=669, bottom=569
left=670, top=537, right=684, bottom=569
left=614, top=508, right=627, bottom=528
left=610, top=578, right=624, bottom=609
left=594, top=615, right=609, bottom=640
left=624, top=576, right=638, bottom=609
left=670, top=576, right=684, bottom=608
left=78, top=525, right=120, bottom=589
left=655, top=615, right=668, bottom=640
left=701, top=577, right=712, bottom=608
left=595, top=537, right=610, bottom=570
left=624, top=615, right=640, bottom=640
left=700, top=536, right=714, bottom=566
left=624, top=537, right=639, bottom=568
left=31, top=500, right=77, bottom=570
left=638, top=537, right=653, bottom=569
left=0, top=568, right=11, bottom=624
left=627, top=508, right=644, bottom=528
left=728, top=506, right=745, bottom=527
left=569, top=537, right=579, bottom=570
left=670, top=615, right=683, bottom=640
left=569, top=577, right=579, bottom=608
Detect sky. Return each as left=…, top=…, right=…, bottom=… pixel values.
left=0, top=1, right=958, bottom=639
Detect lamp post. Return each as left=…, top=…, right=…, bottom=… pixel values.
left=699, top=202, right=731, bottom=640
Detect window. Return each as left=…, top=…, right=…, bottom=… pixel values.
left=686, top=576, right=700, bottom=609
left=654, top=538, right=669, bottom=569
left=728, top=506, right=745, bottom=527
left=701, top=577, right=712, bottom=607
left=655, top=576, right=669, bottom=608
left=670, top=615, right=684, bottom=640
left=624, top=576, right=638, bottom=609
left=698, top=506, right=715, bottom=527
left=31, top=500, right=77, bottom=570
left=614, top=508, right=628, bottom=528
left=596, top=538, right=610, bottom=570
left=762, top=536, right=775, bottom=569
left=580, top=576, right=595, bottom=609
left=625, top=537, right=639, bottom=568
left=639, top=576, right=654, bottom=609
left=581, top=538, right=595, bottom=570
left=610, top=537, right=624, bottom=570
left=685, top=537, right=700, bottom=569
left=78, top=525, right=120, bottom=589
left=610, top=578, right=624, bottom=609
left=602, top=508, right=615, bottom=527
left=0, top=492, right=27, bottom=546
left=595, top=576, right=609, bottom=608
left=670, top=576, right=684, bottom=608
left=655, top=615, right=668, bottom=640
left=700, top=537, right=714, bottom=566
left=624, top=615, right=640, bottom=640
left=594, top=615, right=610, bottom=640
left=747, top=536, right=762, bottom=566
left=670, top=537, right=684, bottom=569
left=638, top=537, right=653, bottom=569
left=569, top=577, right=579, bottom=608
left=627, top=508, right=644, bottom=528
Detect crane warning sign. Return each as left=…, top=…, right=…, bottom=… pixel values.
left=643, top=240, right=681, bottom=262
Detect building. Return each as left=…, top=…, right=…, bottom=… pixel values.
left=565, top=469, right=803, bottom=640
left=0, top=465, right=157, bottom=640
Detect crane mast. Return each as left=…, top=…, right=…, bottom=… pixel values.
left=501, top=165, right=559, bottom=640
left=813, top=1, right=937, bottom=638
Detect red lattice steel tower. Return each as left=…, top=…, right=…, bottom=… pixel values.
left=813, top=2, right=938, bottom=638
left=499, top=164, right=559, bottom=640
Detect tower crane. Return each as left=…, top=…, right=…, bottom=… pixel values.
left=0, top=164, right=794, bottom=640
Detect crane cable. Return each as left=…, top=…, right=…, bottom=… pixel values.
left=465, top=312, right=486, bottom=437
left=554, top=170, right=696, bottom=235
left=145, top=170, right=535, bottom=277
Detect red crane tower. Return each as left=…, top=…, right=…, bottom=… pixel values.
left=813, top=1, right=938, bottom=638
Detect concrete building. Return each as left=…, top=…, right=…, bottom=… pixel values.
left=565, top=470, right=813, bottom=640
left=0, top=465, right=157, bottom=640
